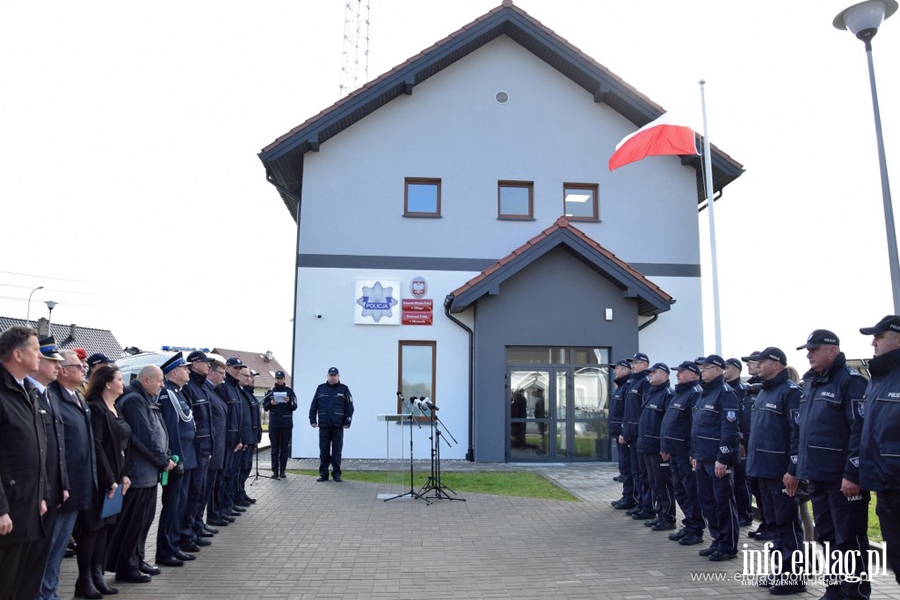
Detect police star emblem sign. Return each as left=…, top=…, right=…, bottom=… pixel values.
left=354, top=280, right=400, bottom=325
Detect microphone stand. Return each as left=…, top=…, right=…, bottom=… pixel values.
left=416, top=402, right=464, bottom=503
left=384, top=395, right=424, bottom=502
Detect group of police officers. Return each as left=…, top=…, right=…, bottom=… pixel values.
left=608, top=316, right=900, bottom=598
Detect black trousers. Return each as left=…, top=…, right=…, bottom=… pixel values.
left=644, top=452, right=674, bottom=521
left=269, top=427, right=292, bottom=473
left=876, top=489, right=900, bottom=586
left=669, top=453, right=704, bottom=535
left=318, top=426, right=345, bottom=478
left=106, top=485, right=157, bottom=574
left=0, top=537, right=44, bottom=600
left=185, top=450, right=210, bottom=537
left=758, top=477, right=804, bottom=570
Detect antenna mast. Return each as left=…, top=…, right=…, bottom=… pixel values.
left=339, top=0, right=370, bottom=98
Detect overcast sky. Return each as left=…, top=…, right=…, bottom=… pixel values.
left=1, top=0, right=898, bottom=372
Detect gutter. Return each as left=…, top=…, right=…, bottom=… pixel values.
left=444, top=295, right=475, bottom=462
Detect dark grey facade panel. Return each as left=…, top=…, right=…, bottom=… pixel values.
left=471, top=247, right=639, bottom=462
left=298, top=253, right=700, bottom=278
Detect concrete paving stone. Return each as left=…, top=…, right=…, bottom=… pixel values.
left=54, top=457, right=900, bottom=599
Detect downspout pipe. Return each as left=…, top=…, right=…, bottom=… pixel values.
left=638, top=314, right=658, bottom=331
left=444, top=295, right=475, bottom=462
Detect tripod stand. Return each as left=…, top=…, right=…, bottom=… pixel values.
left=416, top=401, right=464, bottom=503
left=384, top=395, right=425, bottom=502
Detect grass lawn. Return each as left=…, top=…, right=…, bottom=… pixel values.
left=289, top=470, right=578, bottom=502
left=868, top=500, right=882, bottom=543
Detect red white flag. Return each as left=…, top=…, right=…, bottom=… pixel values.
left=608, top=112, right=699, bottom=171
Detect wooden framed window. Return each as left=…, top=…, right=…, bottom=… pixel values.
left=498, top=181, right=534, bottom=219
left=563, top=183, right=599, bottom=221
left=397, top=340, right=436, bottom=414
left=404, top=178, right=441, bottom=217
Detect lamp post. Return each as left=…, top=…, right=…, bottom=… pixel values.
left=26, top=285, right=44, bottom=325
left=834, top=0, right=899, bottom=312
left=45, top=300, right=58, bottom=329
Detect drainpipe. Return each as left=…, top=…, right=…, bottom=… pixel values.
left=444, top=295, right=475, bottom=462
left=638, top=314, right=658, bottom=331
left=265, top=170, right=302, bottom=384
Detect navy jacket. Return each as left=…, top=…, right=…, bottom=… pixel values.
left=159, top=381, right=197, bottom=470
left=240, top=386, right=261, bottom=445
left=27, top=380, right=68, bottom=508
left=638, top=382, right=671, bottom=454
left=797, top=353, right=867, bottom=483
left=740, top=376, right=762, bottom=450
left=217, top=374, right=244, bottom=448
left=184, top=370, right=213, bottom=455
left=607, top=375, right=629, bottom=439
left=0, top=365, right=48, bottom=547
left=746, top=370, right=801, bottom=479
left=726, top=377, right=748, bottom=441
left=660, top=381, right=701, bottom=456
left=204, top=380, right=228, bottom=471
left=49, top=381, right=98, bottom=512
left=309, top=382, right=354, bottom=428
left=117, top=379, right=169, bottom=488
left=622, top=371, right=649, bottom=443
left=263, top=383, right=298, bottom=429
left=691, top=374, right=740, bottom=464
left=859, top=347, right=900, bottom=492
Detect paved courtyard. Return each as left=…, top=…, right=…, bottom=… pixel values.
left=58, top=459, right=900, bottom=599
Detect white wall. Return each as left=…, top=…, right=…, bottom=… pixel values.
left=637, top=276, right=704, bottom=370
left=291, top=267, right=474, bottom=460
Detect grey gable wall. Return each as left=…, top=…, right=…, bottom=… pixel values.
left=472, top=246, right=639, bottom=461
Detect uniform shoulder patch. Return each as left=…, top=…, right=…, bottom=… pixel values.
left=856, top=400, right=865, bottom=418
left=726, top=410, right=737, bottom=422
left=791, top=409, right=801, bottom=425
left=719, top=445, right=731, bottom=454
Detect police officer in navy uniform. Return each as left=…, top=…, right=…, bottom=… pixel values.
left=609, top=360, right=635, bottom=509
left=796, top=329, right=869, bottom=599
left=741, top=351, right=775, bottom=541
left=309, top=367, right=354, bottom=482
left=155, top=353, right=198, bottom=567
left=746, top=347, right=805, bottom=594
left=621, top=353, right=653, bottom=520
left=724, top=358, right=754, bottom=528
left=661, top=360, right=705, bottom=546
left=691, top=354, right=740, bottom=562
left=217, top=358, right=246, bottom=518
left=858, top=315, right=900, bottom=585
left=236, top=367, right=260, bottom=504
left=263, top=370, right=297, bottom=479
left=639, top=363, right=675, bottom=531
left=203, top=360, right=230, bottom=529
left=182, top=351, right=216, bottom=544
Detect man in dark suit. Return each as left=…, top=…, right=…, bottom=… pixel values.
left=0, top=325, right=49, bottom=600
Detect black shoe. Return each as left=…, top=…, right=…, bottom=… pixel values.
left=231, top=505, right=247, bottom=512
left=768, top=584, right=806, bottom=595
left=242, top=494, right=257, bottom=504
left=139, top=562, right=161, bottom=576
left=708, top=549, right=737, bottom=562
left=631, top=510, right=655, bottom=520
left=668, top=528, right=687, bottom=541
left=116, top=570, right=152, bottom=583
left=625, top=506, right=641, bottom=515
left=678, top=532, right=704, bottom=546
left=613, top=475, right=623, bottom=482
left=317, top=476, right=328, bottom=482
left=65, top=542, right=78, bottom=558
left=226, top=510, right=242, bottom=517
left=271, top=472, right=280, bottom=479
left=221, top=515, right=236, bottom=522
left=202, top=522, right=219, bottom=534
left=156, top=556, right=184, bottom=567
left=755, top=530, right=776, bottom=541
left=173, top=551, right=196, bottom=562
left=333, top=476, right=343, bottom=482
left=180, top=540, right=201, bottom=553
left=698, top=544, right=718, bottom=557
left=234, top=499, right=250, bottom=507
left=643, top=516, right=660, bottom=527
left=652, top=520, right=677, bottom=532
left=91, top=566, right=118, bottom=595
left=207, top=517, right=229, bottom=527
left=191, top=536, right=212, bottom=547
left=280, top=472, right=287, bottom=478
left=739, top=518, right=754, bottom=527
left=195, top=528, right=214, bottom=538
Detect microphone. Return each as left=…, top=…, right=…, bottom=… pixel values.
left=421, top=397, right=439, bottom=411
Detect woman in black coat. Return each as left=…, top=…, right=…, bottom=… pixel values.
left=81, top=365, right=131, bottom=598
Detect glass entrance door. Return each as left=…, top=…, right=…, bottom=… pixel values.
left=506, top=347, right=611, bottom=462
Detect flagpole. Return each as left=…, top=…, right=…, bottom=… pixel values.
left=699, top=79, right=722, bottom=355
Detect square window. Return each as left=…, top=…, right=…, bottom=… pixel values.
left=498, top=181, right=533, bottom=219
left=563, top=183, right=599, bottom=221
left=404, top=178, right=441, bottom=217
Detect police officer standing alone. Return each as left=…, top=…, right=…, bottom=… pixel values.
left=796, top=329, right=869, bottom=599
left=858, top=315, right=900, bottom=585
left=309, top=367, right=354, bottom=482
left=263, top=370, right=297, bottom=479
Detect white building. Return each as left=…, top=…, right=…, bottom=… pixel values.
left=259, top=1, right=743, bottom=463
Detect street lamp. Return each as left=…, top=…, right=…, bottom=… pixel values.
left=834, top=0, right=899, bottom=312
left=26, top=285, right=44, bottom=325
left=45, top=300, right=58, bottom=329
